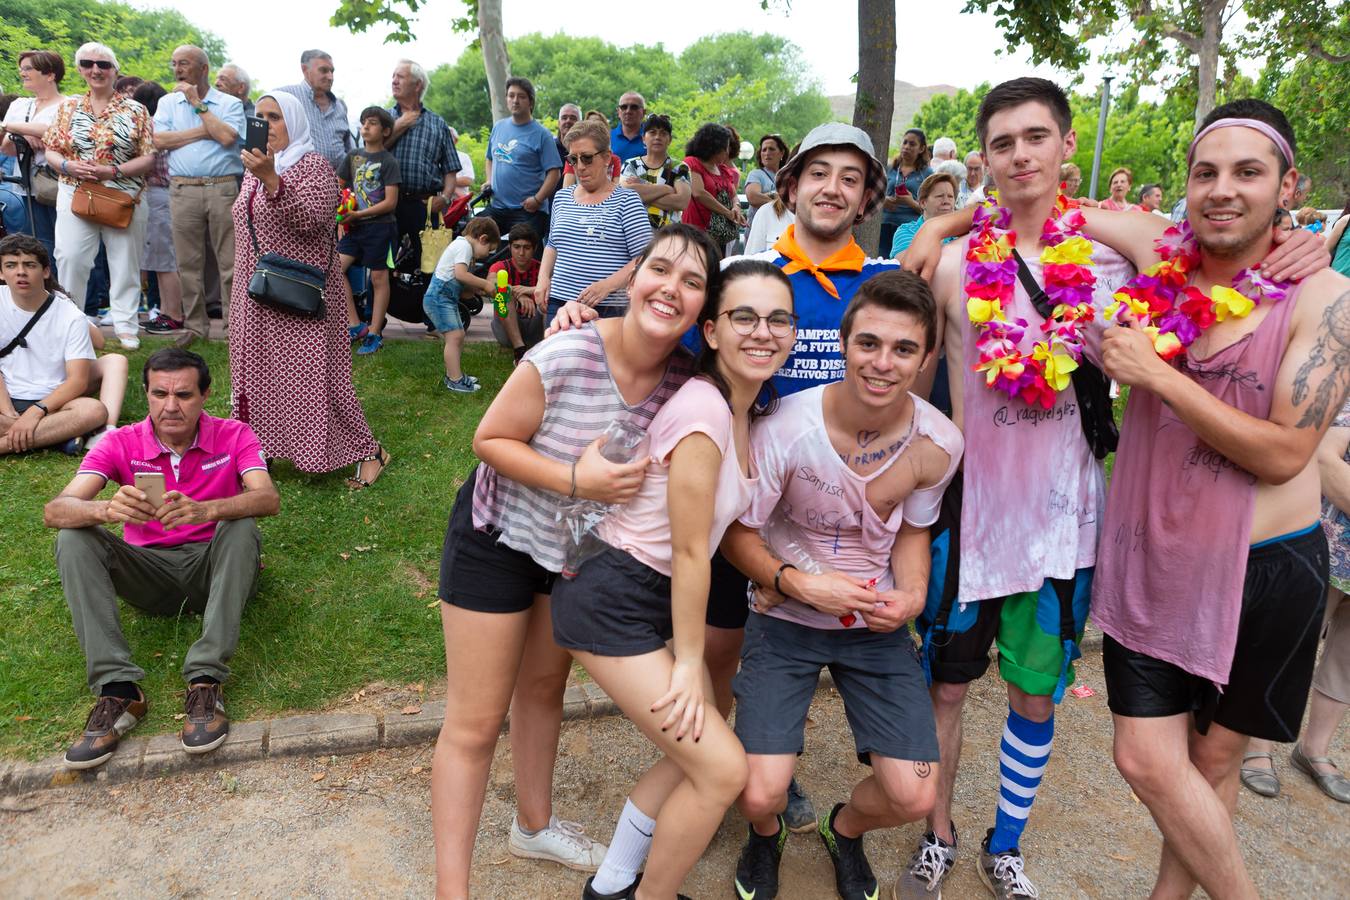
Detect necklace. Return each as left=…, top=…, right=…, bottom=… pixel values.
left=1104, top=220, right=1290, bottom=359
left=966, top=191, right=1098, bottom=409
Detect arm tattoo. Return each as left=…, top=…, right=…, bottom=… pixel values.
left=1292, top=288, right=1350, bottom=430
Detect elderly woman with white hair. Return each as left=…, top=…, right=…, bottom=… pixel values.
left=228, top=91, right=389, bottom=488
left=41, top=42, right=155, bottom=349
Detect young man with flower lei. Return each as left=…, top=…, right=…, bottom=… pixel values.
left=894, top=79, right=1329, bottom=900
left=1084, top=99, right=1350, bottom=900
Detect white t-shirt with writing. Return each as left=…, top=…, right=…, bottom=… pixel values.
left=0, top=288, right=94, bottom=400
left=740, top=385, right=964, bottom=629
left=432, top=235, right=476, bottom=283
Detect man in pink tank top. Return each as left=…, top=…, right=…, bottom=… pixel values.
left=1089, top=100, right=1350, bottom=899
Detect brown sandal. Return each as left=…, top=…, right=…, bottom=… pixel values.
left=347, top=443, right=390, bottom=490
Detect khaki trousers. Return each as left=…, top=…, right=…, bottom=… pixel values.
left=170, top=177, right=238, bottom=339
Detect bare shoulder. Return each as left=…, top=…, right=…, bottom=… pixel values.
left=1287, top=268, right=1350, bottom=431
left=932, top=240, right=966, bottom=308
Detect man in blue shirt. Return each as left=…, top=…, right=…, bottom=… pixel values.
left=153, top=46, right=245, bottom=347
left=611, top=92, right=647, bottom=164
left=481, top=77, right=561, bottom=251
left=387, top=59, right=462, bottom=271
left=275, top=51, right=352, bottom=171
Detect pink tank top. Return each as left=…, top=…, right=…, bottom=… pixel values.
left=1092, top=282, right=1303, bottom=684
left=958, top=239, right=1135, bottom=601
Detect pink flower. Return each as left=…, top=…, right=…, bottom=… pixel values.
left=1233, top=267, right=1288, bottom=305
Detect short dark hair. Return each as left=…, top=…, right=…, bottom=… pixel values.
left=19, top=50, right=65, bottom=87
left=839, top=270, right=937, bottom=354
left=643, top=114, right=673, bottom=136
left=686, top=123, right=733, bottom=162
left=114, top=75, right=143, bottom=95
left=504, top=76, right=535, bottom=110
left=0, top=94, right=16, bottom=121
left=976, top=77, right=1072, bottom=150
left=1199, top=99, right=1297, bottom=176
left=1139, top=183, right=1161, bottom=201
left=359, top=106, right=395, bottom=133
left=0, top=233, right=63, bottom=294
left=695, top=258, right=792, bottom=419
left=463, top=216, right=500, bottom=243
left=131, top=81, right=168, bottom=116
left=757, top=133, right=789, bottom=166
left=143, top=348, right=212, bottom=393
left=507, top=223, right=539, bottom=247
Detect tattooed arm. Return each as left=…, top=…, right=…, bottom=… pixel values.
left=1103, top=270, right=1350, bottom=484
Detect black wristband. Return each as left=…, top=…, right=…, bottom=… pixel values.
left=33, top=401, right=49, bottom=416
left=773, top=562, right=797, bottom=598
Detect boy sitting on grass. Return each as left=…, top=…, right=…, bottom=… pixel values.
left=425, top=216, right=499, bottom=393
left=487, top=223, right=544, bottom=363
left=337, top=106, right=402, bottom=355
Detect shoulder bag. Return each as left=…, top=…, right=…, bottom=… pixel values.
left=419, top=197, right=452, bottom=275
left=244, top=182, right=329, bottom=318
left=0, top=292, right=56, bottom=359
left=70, top=179, right=142, bottom=229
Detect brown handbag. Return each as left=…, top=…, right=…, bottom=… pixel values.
left=70, top=180, right=142, bottom=229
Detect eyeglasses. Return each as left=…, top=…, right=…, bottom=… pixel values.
left=18, top=65, right=36, bottom=74
left=618, top=104, right=643, bottom=111
left=78, top=59, right=115, bottom=71
left=565, top=151, right=608, bottom=167
left=720, top=308, right=797, bottom=337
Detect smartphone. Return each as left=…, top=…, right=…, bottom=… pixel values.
left=244, top=116, right=269, bottom=155
left=134, top=471, right=165, bottom=508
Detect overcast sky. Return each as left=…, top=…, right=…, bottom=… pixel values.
left=143, top=0, right=1106, bottom=113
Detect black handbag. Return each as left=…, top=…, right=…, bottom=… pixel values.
left=245, top=183, right=329, bottom=317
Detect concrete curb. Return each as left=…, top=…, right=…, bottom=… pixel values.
left=2, top=635, right=1105, bottom=796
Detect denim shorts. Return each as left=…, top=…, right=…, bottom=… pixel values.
left=423, top=275, right=465, bottom=333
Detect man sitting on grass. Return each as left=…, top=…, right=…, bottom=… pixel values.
left=0, top=234, right=109, bottom=456
left=43, top=348, right=280, bottom=769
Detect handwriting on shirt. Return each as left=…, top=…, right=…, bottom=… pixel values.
left=836, top=437, right=909, bottom=468
left=796, top=466, right=846, bottom=498
left=992, top=401, right=1078, bottom=428
left=1180, top=360, right=1265, bottom=392
left=1048, top=488, right=1096, bottom=527
left=1182, top=443, right=1258, bottom=485
left=1114, top=521, right=1149, bottom=554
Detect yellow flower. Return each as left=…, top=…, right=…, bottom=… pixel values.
left=967, top=296, right=1005, bottom=324
left=1110, top=291, right=1151, bottom=319
left=1032, top=342, right=1078, bottom=391
left=1152, top=330, right=1183, bottom=359
left=1041, top=236, right=1094, bottom=267
left=977, top=354, right=1024, bottom=386
left=1211, top=285, right=1255, bottom=321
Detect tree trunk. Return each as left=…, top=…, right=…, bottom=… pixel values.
left=478, top=0, right=511, bottom=124
left=1193, top=0, right=1224, bottom=128
left=852, top=0, right=896, bottom=255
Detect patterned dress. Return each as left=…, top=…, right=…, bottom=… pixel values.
left=228, top=153, right=378, bottom=472
left=1322, top=398, right=1350, bottom=591
left=43, top=93, right=154, bottom=194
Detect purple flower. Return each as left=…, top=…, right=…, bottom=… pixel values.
left=973, top=203, right=1012, bottom=231
left=1158, top=310, right=1200, bottom=346
left=968, top=260, right=1018, bottom=286
left=1233, top=267, right=1289, bottom=305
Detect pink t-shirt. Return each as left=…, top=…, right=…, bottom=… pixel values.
left=598, top=378, right=757, bottom=577
left=958, top=238, right=1135, bottom=601
left=77, top=414, right=268, bottom=548
left=740, top=386, right=964, bottom=630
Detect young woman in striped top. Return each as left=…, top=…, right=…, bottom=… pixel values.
left=431, top=224, right=722, bottom=900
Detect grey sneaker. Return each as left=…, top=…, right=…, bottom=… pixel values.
left=894, top=828, right=957, bottom=899
left=978, top=829, right=1039, bottom=899
left=442, top=374, right=481, bottom=393
left=783, top=776, right=817, bottom=833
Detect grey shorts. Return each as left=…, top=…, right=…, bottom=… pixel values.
left=141, top=185, right=176, bottom=273
left=551, top=544, right=672, bottom=657
left=733, top=612, right=939, bottom=765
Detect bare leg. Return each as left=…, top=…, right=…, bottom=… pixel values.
left=1113, top=714, right=1258, bottom=900
left=442, top=329, right=467, bottom=381
left=369, top=268, right=390, bottom=335
left=503, top=304, right=525, bottom=350
left=509, top=594, right=573, bottom=831
left=738, top=753, right=797, bottom=835
left=0, top=397, right=106, bottom=454
left=90, top=354, right=128, bottom=429
left=1302, top=689, right=1350, bottom=772
left=156, top=270, right=184, bottom=321
left=575, top=649, right=747, bottom=900
left=833, top=755, right=938, bottom=837
left=431, top=601, right=535, bottom=900
left=703, top=624, right=743, bottom=718
left=927, top=679, right=970, bottom=843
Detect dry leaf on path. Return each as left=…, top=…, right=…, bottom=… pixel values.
left=311, top=772, right=326, bottom=783
left=401, top=705, right=422, bottom=716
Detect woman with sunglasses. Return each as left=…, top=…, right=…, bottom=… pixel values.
left=552, top=259, right=797, bottom=900
left=2, top=51, right=67, bottom=270
left=744, top=134, right=788, bottom=230
left=535, top=120, right=652, bottom=320
left=42, top=43, right=154, bottom=350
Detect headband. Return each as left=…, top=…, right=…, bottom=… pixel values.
left=1186, top=118, right=1294, bottom=169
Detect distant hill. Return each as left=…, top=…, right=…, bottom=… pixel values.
left=828, top=80, right=960, bottom=155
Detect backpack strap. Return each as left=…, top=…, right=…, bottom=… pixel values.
left=0, top=291, right=56, bottom=359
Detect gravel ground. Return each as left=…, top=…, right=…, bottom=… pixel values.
left=2, top=650, right=1347, bottom=898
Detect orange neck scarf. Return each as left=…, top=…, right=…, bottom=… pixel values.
left=772, top=224, right=866, bottom=300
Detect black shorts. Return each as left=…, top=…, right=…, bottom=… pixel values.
left=438, top=469, right=555, bottom=613
left=706, top=550, right=751, bottom=630
left=1103, top=525, right=1329, bottom=742
left=733, top=612, right=940, bottom=766
left=337, top=220, right=397, bottom=268
left=551, top=544, right=672, bottom=656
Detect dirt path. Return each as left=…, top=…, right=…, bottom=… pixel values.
left=2, top=651, right=1346, bottom=898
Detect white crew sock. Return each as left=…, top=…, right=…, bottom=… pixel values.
left=589, top=797, right=656, bottom=894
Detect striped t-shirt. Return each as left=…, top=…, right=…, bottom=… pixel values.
left=471, top=324, right=693, bottom=572
left=545, top=185, right=653, bottom=311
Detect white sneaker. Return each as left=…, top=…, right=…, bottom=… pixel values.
left=118, top=334, right=141, bottom=351
left=508, top=814, right=608, bottom=872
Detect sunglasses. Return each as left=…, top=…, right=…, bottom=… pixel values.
left=618, top=104, right=643, bottom=111
left=720, top=308, right=797, bottom=337
left=565, top=151, right=608, bottom=167
left=78, top=59, right=115, bottom=71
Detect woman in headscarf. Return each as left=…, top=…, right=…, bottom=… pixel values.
left=229, top=91, right=389, bottom=488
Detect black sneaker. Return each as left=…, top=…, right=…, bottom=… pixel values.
left=817, top=803, right=879, bottom=900
left=145, top=314, right=184, bottom=334
left=581, top=873, right=690, bottom=900
left=784, top=776, right=817, bottom=832
left=735, top=815, right=787, bottom=899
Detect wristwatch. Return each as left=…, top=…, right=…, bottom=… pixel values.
left=193, top=103, right=209, bottom=114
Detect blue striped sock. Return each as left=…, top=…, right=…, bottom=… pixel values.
left=989, top=705, right=1054, bottom=854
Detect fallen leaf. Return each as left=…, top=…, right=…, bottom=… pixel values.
left=312, top=772, right=326, bottom=783
left=426, top=600, right=440, bottom=608
left=153, top=652, right=163, bottom=658
left=363, top=516, right=371, bottom=525
left=1108, top=853, right=1134, bottom=862
left=339, top=552, right=351, bottom=561
left=354, top=545, right=372, bottom=553
left=219, top=773, right=239, bottom=794
left=327, top=793, right=343, bottom=801
left=14, top=715, right=32, bottom=722
left=423, top=453, right=432, bottom=458
left=173, top=713, right=187, bottom=721
left=401, top=705, right=422, bottom=715
left=410, top=765, right=424, bottom=775
left=1130, top=791, right=1140, bottom=804
left=490, top=856, right=510, bottom=866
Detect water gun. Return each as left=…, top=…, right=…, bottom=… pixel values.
left=493, top=268, right=510, bottom=318
left=335, top=189, right=358, bottom=232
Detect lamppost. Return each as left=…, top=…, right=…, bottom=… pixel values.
left=1088, top=75, right=1114, bottom=201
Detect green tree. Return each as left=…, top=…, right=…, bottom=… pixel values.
left=0, top=0, right=226, bottom=88
left=911, top=85, right=987, bottom=163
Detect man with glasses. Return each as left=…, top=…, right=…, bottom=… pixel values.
left=958, top=150, right=985, bottom=209
left=276, top=50, right=352, bottom=170
left=151, top=46, right=243, bottom=346
left=214, top=64, right=252, bottom=117
left=612, top=92, right=647, bottom=164
left=481, top=77, right=561, bottom=253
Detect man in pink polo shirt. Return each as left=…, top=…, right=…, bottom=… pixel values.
left=43, top=348, right=279, bottom=769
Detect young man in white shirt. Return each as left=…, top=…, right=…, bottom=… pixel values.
left=0, top=234, right=107, bottom=455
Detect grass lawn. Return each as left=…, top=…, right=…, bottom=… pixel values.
left=0, top=335, right=515, bottom=760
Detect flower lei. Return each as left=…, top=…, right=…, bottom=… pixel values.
left=1104, top=219, right=1290, bottom=359
left=966, top=191, right=1097, bottom=409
